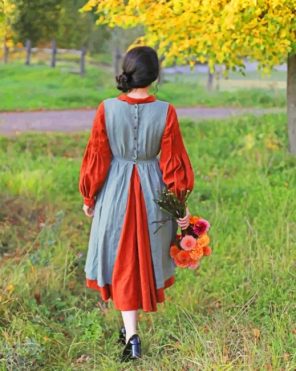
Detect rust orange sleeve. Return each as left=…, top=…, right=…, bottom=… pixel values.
left=159, top=103, right=195, bottom=200
left=79, top=102, right=113, bottom=207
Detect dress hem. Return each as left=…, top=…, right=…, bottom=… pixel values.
left=85, top=275, right=175, bottom=312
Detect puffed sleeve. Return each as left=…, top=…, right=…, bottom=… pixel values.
left=159, top=103, right=195, bottom=200
left=79, top=101, right=113, bottom=208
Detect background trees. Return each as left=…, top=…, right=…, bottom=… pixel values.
left=82, top=0, right=296, bottom=153
left=12, top=0, right=60, bottom=45
left=0, top=0, right=112, bottom=53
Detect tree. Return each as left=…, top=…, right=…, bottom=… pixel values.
left=0, top=0, right=16, bottom=62
left=81, top=0, right=296, bottom=154
left=5, top=0, right=111, bottom=53
left=55, top=0, right=111, bottom=52
left=12, top=0, right=61, bottom=45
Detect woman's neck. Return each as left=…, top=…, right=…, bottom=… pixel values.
left=126, top=87, right=151, bottom=98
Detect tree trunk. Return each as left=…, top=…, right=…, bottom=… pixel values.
left=25, top=39, right=31, bottom=65
left=80, top=47, right=86, bottom=76
left=207, top=68, right=214, bottom=91
left=3, top=44, right=9, bottom=64
left=287, top=53, right=296, bottom=154
left=51, top=39, right=57, bottom=68
left=114, top=46, right=121, bottom=76
left=158, top=56, right=165, bottom=84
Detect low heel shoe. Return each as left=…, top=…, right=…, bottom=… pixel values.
left=120, top=334, right=141, bottom=362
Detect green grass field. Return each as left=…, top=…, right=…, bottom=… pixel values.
left=0, top=113, right=295, bottom=369
left=0, top=63, right=286, bottom=111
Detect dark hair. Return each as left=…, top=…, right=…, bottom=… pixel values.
left=116, top=46, right=159, bottom=92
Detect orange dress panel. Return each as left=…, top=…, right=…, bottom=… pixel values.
left=79, top=95, right=194, bottom=312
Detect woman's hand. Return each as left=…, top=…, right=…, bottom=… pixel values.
left=176, top=206, right=190, bottom=230
left=82, top=204, right=94, bottom=218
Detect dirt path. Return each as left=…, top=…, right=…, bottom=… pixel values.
left=0, top=107, right=285, bottom=135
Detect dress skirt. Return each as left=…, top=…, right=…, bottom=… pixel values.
left=86, top=165, right=175, bottom=312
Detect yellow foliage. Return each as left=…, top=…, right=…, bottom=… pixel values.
left=81, top=0, right=296, bottom=70
left=0, top=0, right=16, bottom=46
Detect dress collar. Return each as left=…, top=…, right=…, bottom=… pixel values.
left=117, top=93, right=156, bottom=104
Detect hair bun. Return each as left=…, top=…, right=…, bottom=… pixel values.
left=116, top=71, right=133, bottom=92
left=115, top=46, right=159, bottom=93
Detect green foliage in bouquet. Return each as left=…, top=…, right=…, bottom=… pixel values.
left=152, top=187, right=192, bottom=234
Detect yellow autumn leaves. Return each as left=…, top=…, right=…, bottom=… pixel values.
left=0, top=0, right=16, bottom=47
left=81, top=0, right=296, bottom=72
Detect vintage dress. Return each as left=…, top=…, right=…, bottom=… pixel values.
left=79, top=93, right=194, bottom=312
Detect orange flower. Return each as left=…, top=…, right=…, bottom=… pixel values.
left=189, top=245, right=204, bottom=260
left=196, top=234, right=210, bottom=248
left=170, top=244, right=180, bottom=258
left=174, top=250, right=192, bottom=268
left=203, top=246, right=212, bottom=256
left=189, top=215, right=200, bottom=224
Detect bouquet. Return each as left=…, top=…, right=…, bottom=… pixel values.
left=153, top=188, right=212, bottom=270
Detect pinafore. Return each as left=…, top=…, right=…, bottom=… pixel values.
left=79, top=93, right=195, bottom=312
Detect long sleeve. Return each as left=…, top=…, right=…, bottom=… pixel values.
left=79, top=101, right=113, bottom=208
left=159, top=104, right=195, bottom=200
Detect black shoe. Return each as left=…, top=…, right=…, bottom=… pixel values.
left=118, top=326, right=126, bottom=345
left=120, top=334, right=141, bottom=362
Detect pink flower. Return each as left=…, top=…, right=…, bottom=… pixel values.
left=180, top=235, right=196, bottom=251
left=193, top=219, right=210, bottom=236
left=188, top=261, right=200, bottom=270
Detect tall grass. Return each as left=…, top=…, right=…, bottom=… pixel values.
left=0, top=113, right=295, bottom=369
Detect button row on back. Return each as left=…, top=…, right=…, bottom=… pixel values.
left=133, top=104, right=138, bottom=163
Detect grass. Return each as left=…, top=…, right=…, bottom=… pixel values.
left=0, top=113, right=295, bottom=369
left=0, top=62, right=286, bottom=111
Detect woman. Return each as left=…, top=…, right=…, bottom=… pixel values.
left=79, top=46, right=195, bottom=362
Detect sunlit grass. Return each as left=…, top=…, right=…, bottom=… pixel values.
left=0, top=63, right=286, bottom=111
left=0, top=113, right=295, bottom=369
